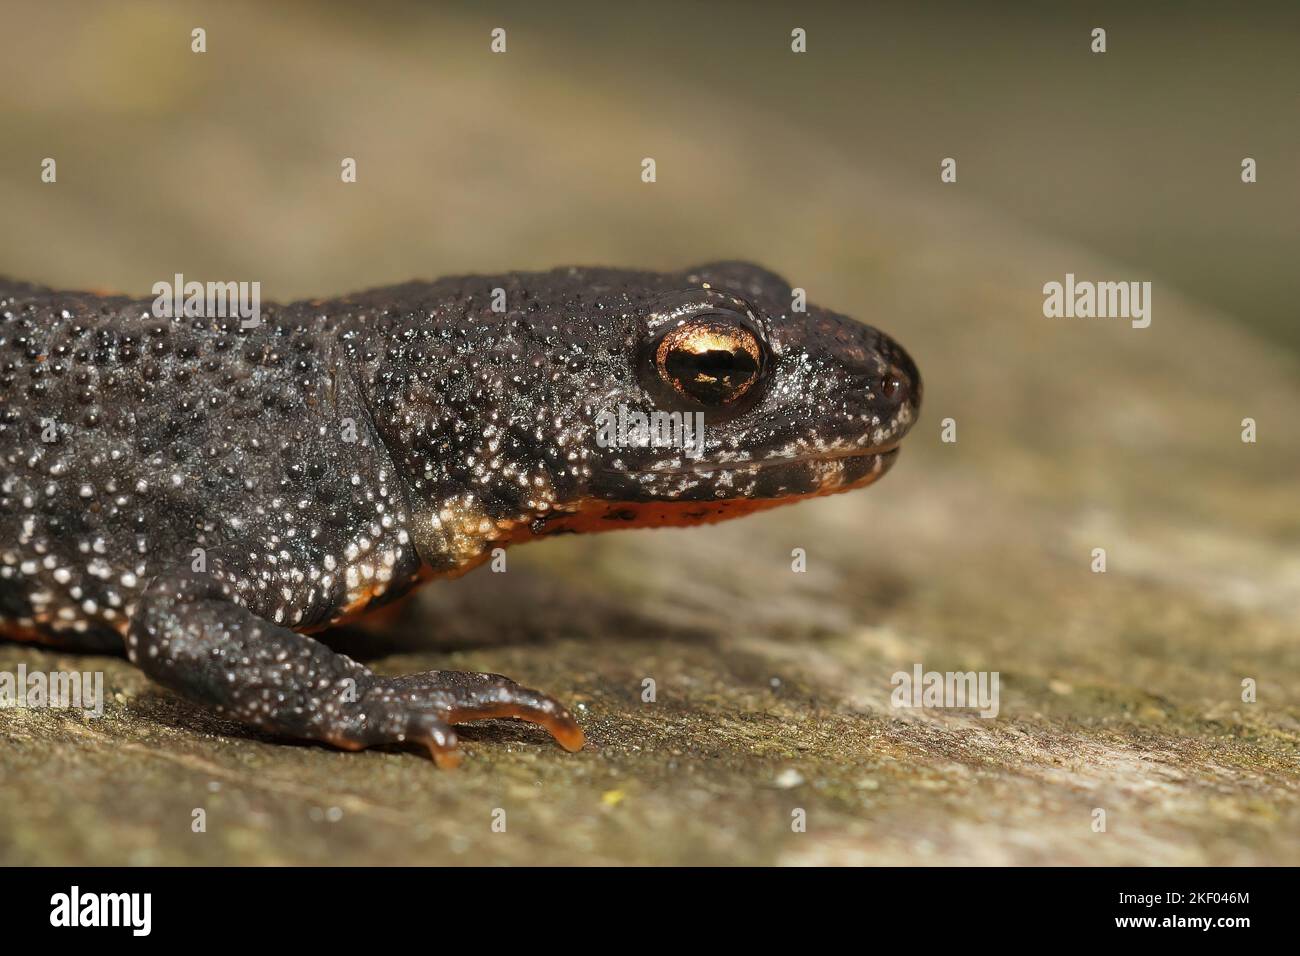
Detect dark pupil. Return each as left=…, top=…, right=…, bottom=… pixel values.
left=666, top=346, right=757, bottom=403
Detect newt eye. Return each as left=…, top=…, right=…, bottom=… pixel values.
left=654, top=313, right=763, bottom=405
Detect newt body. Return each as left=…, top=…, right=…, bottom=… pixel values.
left=0, top=262, right=920, bottom=764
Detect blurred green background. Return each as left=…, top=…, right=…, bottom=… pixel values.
left=3, top=1, right=1298, bottom=352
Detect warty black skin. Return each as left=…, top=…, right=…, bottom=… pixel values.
left=0, top=262, right=920, bottom=765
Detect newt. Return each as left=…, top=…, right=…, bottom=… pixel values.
left=0, top=262, right=921, bottom=766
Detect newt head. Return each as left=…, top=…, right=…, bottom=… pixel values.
left=362, top=260, right=921, bottom=556
left=576, top=261, right=922, bottom=516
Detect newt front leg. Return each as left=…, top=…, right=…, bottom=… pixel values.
left=129, top=566, right=583, bottom=767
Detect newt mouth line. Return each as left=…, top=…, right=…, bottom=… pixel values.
left=613, top=444, right=901, bottom=477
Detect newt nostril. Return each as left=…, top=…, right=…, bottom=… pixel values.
left=883, top=344, right=922, bottom=415
left=873, top=364, right=914, bottom=409
left=881, top=371, right=902, bottom=400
